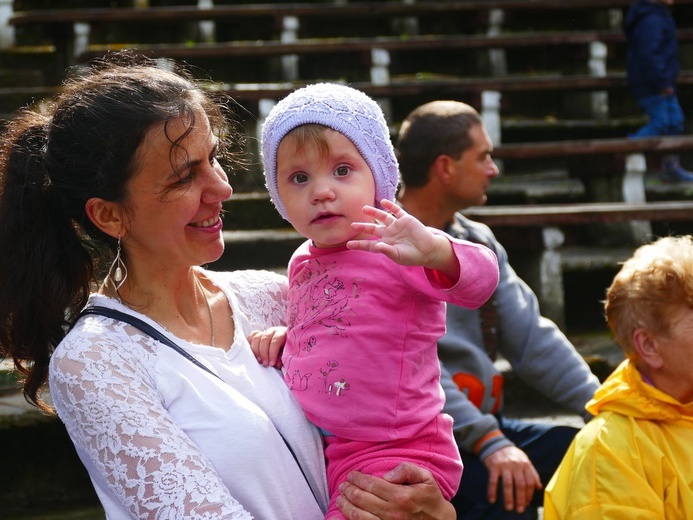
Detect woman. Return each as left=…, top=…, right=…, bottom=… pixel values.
left=0, top=54, right=455, bottom=519
left=544, top=235, right=693, bottom=519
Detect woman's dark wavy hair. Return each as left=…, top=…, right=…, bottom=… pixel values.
left=0, top=53, right=242, bottom=411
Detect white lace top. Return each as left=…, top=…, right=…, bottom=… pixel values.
left=49, top=269, right=328, bottom=520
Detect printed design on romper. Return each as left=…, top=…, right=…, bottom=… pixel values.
left=283, top=258, right=361, bottom=397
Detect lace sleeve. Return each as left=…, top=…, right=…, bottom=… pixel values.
left=222, top=270, right=289, bottom=331
left=49, top=327, right=251, bottom=520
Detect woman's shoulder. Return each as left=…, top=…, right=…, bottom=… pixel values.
left=573, top=411, right=642, bottom=463
left=207, top=269, right=287, bottom=305
left=205, top=269, right=289, bottom=329
left=208, top=268, right=288, bottom=293
left=51, top=312, right=158, bottom=383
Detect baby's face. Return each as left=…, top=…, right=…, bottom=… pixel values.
left=276, top=129, right=376, bottom=248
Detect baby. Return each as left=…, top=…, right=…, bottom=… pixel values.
left=252, top=83, right=499, bottom=518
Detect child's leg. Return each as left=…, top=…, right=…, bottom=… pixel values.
left=323, top=414, right=462, bottom=518
left=631, top=95, right=671, bottom=138
left=665, top=95, right=685, bottom=135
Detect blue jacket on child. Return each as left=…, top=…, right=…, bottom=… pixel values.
left=625, top=0, right=679, bottom=99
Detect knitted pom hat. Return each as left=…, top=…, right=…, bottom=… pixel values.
left=261, top=82, right=399, bottom=221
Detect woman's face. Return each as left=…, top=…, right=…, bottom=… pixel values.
left=652, top=306, right=693, bottom=403
left=121, top=110, right=232, bottom=276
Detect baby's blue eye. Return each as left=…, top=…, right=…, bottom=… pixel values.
left=293, top=173, right=309, bottom=184
left=335, top=166, right=350, bottom=177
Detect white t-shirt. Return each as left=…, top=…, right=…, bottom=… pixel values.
left=49, top=269, right=328, bottom=519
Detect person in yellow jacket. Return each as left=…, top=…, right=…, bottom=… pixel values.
left=544, top=234, right=693, bottom=519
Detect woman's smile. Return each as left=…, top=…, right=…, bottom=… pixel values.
left=190, top=214, right=224, bottom=231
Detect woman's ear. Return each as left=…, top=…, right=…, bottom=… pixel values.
left=632, top=327, right=664, bottom=369
left=85, top=197, right=126, bottom=239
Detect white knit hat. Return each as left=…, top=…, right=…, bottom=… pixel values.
left=261, top=83, right=399, bottom=221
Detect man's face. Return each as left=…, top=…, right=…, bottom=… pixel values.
left=447, top=124, right=499, bottom=209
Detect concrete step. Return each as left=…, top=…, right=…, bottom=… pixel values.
left=211, top=228, right=640, bottom=276
left=221, top=175, right=587, bottom=234
left=0, top=361, right=101, bottom=516
left=222, top=192, right=287, bottom=231
left=502, top=332, right=623, bottom=422
left=210, top=228, right=301, bottom=271
left=4, top=505, right=105, bottom=520
left=0, top=400, right=100, bottom=516
left=0, top=358, right=19, bottom=393
left=501, top=115, right=648, bottom=143
left=0, top=68, right=45, bottom=88
left=222, top=171, right=693, bottom=235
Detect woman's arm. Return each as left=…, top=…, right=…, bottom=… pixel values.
left=336, top=462, right=456, bottom=519
left=50, top=330, right=251, bottom=519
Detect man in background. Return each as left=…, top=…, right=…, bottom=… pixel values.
left=396, top=100, right=601, bottom=519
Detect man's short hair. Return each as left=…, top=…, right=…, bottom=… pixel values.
left=605, top=235, right=693, bottom=358
left=396, top=100, right=482, bottom=188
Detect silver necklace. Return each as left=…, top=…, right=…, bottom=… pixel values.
left=195, top=275, right=216, bottom=348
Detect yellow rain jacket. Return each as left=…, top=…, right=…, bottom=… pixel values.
left=544, top=359, right=693, bottom=519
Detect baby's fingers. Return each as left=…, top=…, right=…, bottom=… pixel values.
left=247, top=327, right=286, bottom=367
left=350, top=221, right=382, bottom=236
left=346, top=237, right=379, bottom=252
left=247, top=330, right=266, bottom=364
left=264, top=331, right=285, bottom=368
left=359, top=204, right=386, bottom=222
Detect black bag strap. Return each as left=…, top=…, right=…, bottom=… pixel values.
left=77, top=305, right=324, bottom=511
left=80, top=306, right=219, bottom=379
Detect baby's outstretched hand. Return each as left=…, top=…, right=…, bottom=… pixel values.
left=248, top=326, right=287, bottom=368
left=348, top=199, right=453, bottom=273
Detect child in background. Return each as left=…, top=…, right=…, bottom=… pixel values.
left=625, top=0, right=693, bottom=181
left=250, top=83, right=499, bottom=519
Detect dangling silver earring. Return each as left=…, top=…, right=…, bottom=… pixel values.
left=105, top=235, right=127, bottom=294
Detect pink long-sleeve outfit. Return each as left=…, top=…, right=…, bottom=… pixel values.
left=282, top=232, right=499, bottom=518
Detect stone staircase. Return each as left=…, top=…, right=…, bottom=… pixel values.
left=0, top=360, right=100, bottom=518
left=1, top=0, right=689, bottom=516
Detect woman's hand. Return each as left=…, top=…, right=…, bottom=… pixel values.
left=335, top=462, right=456, bottom=519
